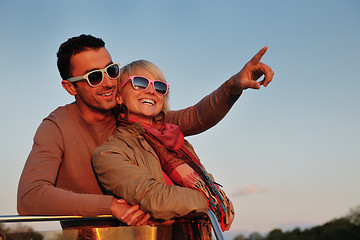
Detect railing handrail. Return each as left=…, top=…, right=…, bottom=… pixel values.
left=0, top=211, right=224, bottom=240
left=0, top=214, right=115, bottom=223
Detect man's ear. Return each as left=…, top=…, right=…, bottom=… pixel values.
left=62, top=80, right=77, bottom=96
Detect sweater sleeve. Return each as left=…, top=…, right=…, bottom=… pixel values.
left=165, top=82, right=240, bottom=136
left=92, top=140, right=209, bottom=220
left=17, top=119, right=113, bottom=216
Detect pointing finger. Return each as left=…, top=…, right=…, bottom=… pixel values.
left=250, top=46, right=268, bottom=64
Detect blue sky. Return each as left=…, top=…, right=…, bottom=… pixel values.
left=0, top=0, right=359, bottom=238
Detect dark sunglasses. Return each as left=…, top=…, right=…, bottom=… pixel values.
left=120, top=76, right=170, bottom=96
left=66, top=63, right=120, bottom=87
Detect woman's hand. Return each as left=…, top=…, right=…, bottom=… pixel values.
left=226, top=46, right=274, bottom=95
left=111, top=198, right=151, bottom=226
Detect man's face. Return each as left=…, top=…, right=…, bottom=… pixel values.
left=69, top=47, right=117, bottom=115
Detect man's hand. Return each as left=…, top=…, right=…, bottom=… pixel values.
left=226, top=46, right=274, bottom=95
left=111, top=198, right=151, bottom=226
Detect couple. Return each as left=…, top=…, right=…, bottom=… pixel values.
left=17, top=34, right=274, bottom=237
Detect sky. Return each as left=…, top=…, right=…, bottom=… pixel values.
left=0, top=0, right=359, bottom=238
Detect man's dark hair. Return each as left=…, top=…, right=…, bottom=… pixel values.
left=57, top=34, right=105, bottom=80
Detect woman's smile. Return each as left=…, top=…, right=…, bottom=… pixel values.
left=140, top=98, right=155, bottom=105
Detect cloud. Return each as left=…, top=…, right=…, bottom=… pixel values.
left=231, top=184, right=276, bottom=197
left=232, top=184, right=257, bottom=197
left=259, top=186, right=269, bottom=194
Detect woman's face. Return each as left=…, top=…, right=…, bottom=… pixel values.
left=118, top=72, right=165, bottom=125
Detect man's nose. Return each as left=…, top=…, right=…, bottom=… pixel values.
left=101, top=73, right=116, bottom=88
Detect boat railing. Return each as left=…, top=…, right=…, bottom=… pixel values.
left=0, top=210, right=224, bottom=240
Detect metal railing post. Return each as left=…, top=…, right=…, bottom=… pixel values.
left=207, top=210, right=225, bottom=240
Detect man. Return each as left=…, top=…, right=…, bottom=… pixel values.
left=17, top=34, right=274, bottom=227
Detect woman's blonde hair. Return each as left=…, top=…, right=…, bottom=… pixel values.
left=118, top=60, right=170, bottom=112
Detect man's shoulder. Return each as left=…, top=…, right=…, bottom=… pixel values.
left=33, top=103, right=81, bottom=141
left=45, top=102, right=79, bottom=122
left=40, top=103, right=84, bottom=131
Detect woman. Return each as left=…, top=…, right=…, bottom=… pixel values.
left=92, top=60, right=234, bottom=239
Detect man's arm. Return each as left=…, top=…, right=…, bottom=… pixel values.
left=17, top=119, right=148, bottom=225
left=166, top=47, right=274, bottom=136
left=17, top=119, right=112, bottom=216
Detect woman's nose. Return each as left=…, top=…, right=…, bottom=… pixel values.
left=145, top=82, right=156, bottom=94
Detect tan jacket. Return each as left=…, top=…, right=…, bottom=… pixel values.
left=92, top=122, right=210, bottom=220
